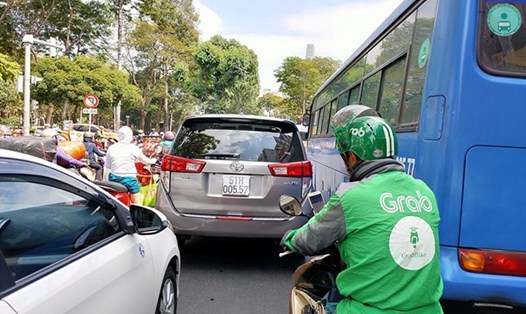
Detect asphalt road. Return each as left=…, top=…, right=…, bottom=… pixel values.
left=177, top=236, right=305, bottom=314
left=176, top=237, right=525, bottom=314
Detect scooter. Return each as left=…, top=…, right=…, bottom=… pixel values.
left=279, top=194, right=344, bottom=314
left=94, top=145, right=162, bottom=207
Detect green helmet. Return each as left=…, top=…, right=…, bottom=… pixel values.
left=331, top=104, right=379, bottom=154
left=346, top=116, right=397, bottom=160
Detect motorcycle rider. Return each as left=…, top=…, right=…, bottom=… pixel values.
left=40, top=128, right=89, bottom=169
left=104, top=126, right=157, bottom=204
left=83, top=132, right=106, bottom=180
left=281, top=107, right=443, bottom=314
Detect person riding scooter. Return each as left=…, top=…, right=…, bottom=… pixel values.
left=83, top=132, right=106, bottom=180
left=281, top=106, right=444, bottom=314
left=104, top=126, right=157, bottom=205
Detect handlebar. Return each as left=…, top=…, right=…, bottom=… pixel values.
left=279, top=250, right=293, bottom=258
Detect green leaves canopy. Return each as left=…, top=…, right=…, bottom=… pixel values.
left=190, top=35, right=261, bottom=115
left=274, top=56, right=340, bottom=121
left=33, top=56, right=141, bottom=124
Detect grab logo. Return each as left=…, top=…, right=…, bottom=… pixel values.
left=380, top=190, right=433, bottom=213
left=350, top=127, right=365, bottom=137
left=389, top=216, right=435, bottom=270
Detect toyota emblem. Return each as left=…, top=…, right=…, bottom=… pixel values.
left=230, top=161, right=244, bottom=172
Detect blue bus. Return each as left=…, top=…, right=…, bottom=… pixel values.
left=305, top=0, right=526, bottom=311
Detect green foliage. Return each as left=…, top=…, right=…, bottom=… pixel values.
left=0, top=53, right=21, bottom=82
left=32, top=56, right=140, bottom=125
left=0, top=0, right=113, bottom=59
left=129, top=0, right=200, bottom=129
left=189, top=35, right=260, bottom=114
left=274, top=56, right=340, bottom=120
left=0, top=80, right=21, bottom=123
left=257, top=93, right=284, bottom=116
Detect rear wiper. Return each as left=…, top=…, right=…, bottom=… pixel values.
left=202, top=153, right=240, bottom=159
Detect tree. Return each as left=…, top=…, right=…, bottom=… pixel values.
left=0, top=53, right=21, bottom=126
left=257, top=92, right=284, bottom=117
left=0, top=0, right=113, bottom=60
left=128, top=0, right=199, bottom=130
left=189, top=35, right=261, bottom=115
left=274, top=56, right=339, bottom=121
left=32, top=55, right=141, bottom=126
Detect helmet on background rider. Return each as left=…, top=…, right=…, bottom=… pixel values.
left=40, top=128, right=58, bottom=138
left=163, top=131, right=175, bottom=141
left=330, top=104, right=380, bottom=154
left=344, top=116, right=398, bottom=160
left=83, top=132, right=94, bottom=141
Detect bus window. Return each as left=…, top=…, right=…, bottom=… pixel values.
left=361, top=71, right=381, bottom=109
left=318, top=105, right=329, bottom=135
left=329, top=100, right=339, bottom=134
left=401, top=0, right=438, bottom=124
left=311, top=109, right=320, bottom=136
left=349, top=84, right=361, bottom=105
left=478, top=1, right=526, bottom=76
left=337, top=91, right=349, bottom=111
left=378, top=57, right=406, bottom=125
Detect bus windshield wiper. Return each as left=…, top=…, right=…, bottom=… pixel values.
left=202, top=153, right=240, bottom=159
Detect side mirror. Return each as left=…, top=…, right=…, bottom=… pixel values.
left=279, top=195, right=302, bottom=216
left=129, top=204, right=170, bottom=235
left=302, top=113, right=310, bottom=127
left=155, top=145, right=162, bottom=154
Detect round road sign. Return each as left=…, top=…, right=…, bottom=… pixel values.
left=83, top=94, right=99, bottom=108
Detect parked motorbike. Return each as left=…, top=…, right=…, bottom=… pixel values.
left=279, top=194, right=344, bottom=314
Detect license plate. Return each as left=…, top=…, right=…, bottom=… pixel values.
left=222, top=175, right=250, bottom=196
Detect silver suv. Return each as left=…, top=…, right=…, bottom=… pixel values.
left=155, top=114, right=312, bottom=243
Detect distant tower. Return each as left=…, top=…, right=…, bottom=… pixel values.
left=306, top=44, right=315, bottom=59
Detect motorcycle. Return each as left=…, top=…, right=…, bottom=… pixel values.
left=279, top=194, right=344, bottom=314
left=94, top=145, right=162, bottom=207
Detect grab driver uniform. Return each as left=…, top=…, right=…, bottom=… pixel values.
left=282, top=158, right=443, bottom=314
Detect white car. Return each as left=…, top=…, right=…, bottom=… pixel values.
left=0, top=149, right=180, bottom=314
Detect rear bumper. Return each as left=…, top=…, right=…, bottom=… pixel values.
left=156, top=186, right=309, bottom=239
left=441, top=246, right=526, bottom=308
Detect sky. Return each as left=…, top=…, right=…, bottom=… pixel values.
left=193, top=0, right=404, bottom=94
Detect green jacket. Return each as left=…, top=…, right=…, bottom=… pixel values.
left=282, top=159, right=443, bottom=314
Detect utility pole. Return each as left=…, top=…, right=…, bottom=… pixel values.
left=22, top=35, right=64, bottom=136
left=114, top=0, right=124, bottom=132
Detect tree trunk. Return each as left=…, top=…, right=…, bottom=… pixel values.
left=46, top=104, right=54, bottom=125
left=61, top=100, right=69, bottom=120
left=164, top=80, right=169, bottom=131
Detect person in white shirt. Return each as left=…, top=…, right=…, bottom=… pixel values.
left=105, top=126, right=157, bottom=204
left=149, top=128, right=159, bottom=136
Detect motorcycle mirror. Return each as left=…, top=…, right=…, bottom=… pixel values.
left=155, top=145, right=162, bottom=154
left=279, top=195, right=302, bottom=216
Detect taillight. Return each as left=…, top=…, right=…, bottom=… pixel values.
left=161, top=155, right=206, bottom=173
left=268, top=161, right=312, bottom=177
left=459, top=248, right=526, bottom=277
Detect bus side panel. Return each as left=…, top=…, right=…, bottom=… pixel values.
left=306, top=137, right=347, bottom=201
left=424, top=0, right=526, bottom=307
left=416, top=0, right=469, bottom=248
left=461, top=147, right=526, bottom=251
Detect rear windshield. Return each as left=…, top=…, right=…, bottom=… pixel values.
left=171, top=120, right=304, bottom=162
left=478, top=1, right=526, bottom=76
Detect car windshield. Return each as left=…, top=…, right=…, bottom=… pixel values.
left=172, top=121, right=304, bottom=162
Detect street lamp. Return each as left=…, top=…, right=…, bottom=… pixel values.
left=22, top=35, right=64, bottom=136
